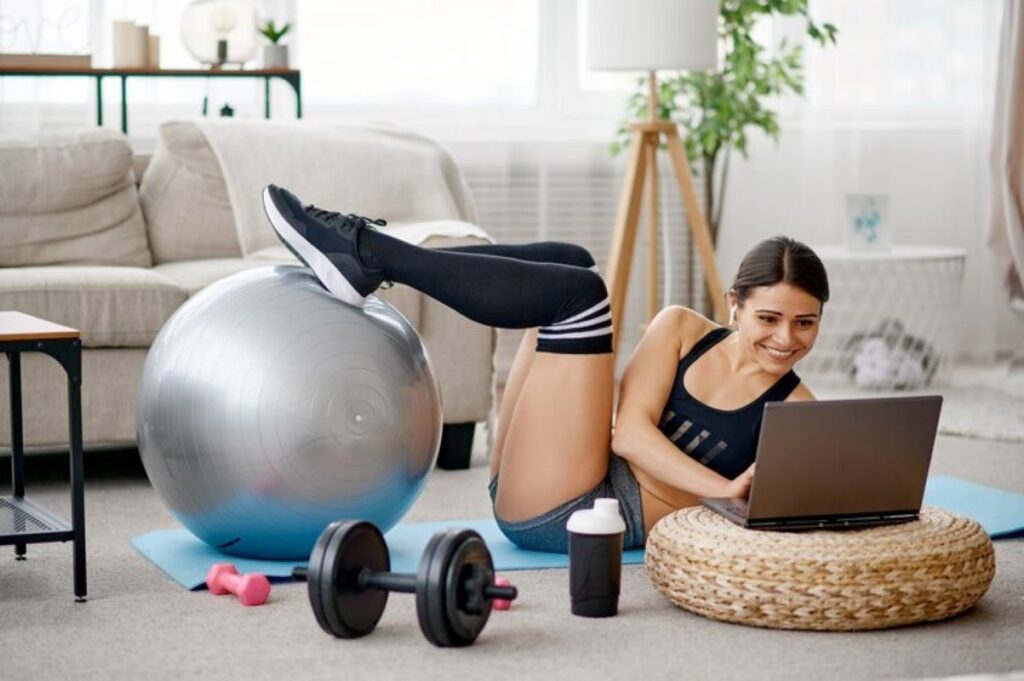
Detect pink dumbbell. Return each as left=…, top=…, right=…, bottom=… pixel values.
left=493, top=576, right=513, bottom=611
left=205, top=563, right=271, bottom=606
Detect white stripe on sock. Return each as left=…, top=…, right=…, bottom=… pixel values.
left=538, top=324, right=612, bottom=340
left=553, top=297, right=609, bottom=326
left=545, top=311, right=611, bottom=331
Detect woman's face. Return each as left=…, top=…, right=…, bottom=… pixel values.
left=730, top=283, right=822, bottom=375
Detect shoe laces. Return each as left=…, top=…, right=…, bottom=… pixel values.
left=305, top=205, right=387, bottom=231
left=304, top=205, right=393, bottom=290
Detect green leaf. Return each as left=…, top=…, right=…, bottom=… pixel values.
left=608, top=0, right=836, bottom=237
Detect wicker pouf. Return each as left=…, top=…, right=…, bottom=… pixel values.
left=645, top=505, right=995, bottom=631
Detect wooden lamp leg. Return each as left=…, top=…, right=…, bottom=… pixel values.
left=664, top=131, right=728, bottom=323
left=606, top=129, right=650, bottom=354
left=644, top=134, right=660, bottom=323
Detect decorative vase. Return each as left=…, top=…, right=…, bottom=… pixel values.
left=262, top=44, right=288, bottom=69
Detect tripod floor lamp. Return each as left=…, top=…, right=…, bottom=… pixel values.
left=587, top=0, right=728, bottom=355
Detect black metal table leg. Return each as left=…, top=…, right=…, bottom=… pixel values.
left=95, top=74, right=103, bottom=127
left=119, top=75, right=128, bottom=134
left=8, top=351, right=26, bottom=559
left=65, top=341, right=86, bottom=602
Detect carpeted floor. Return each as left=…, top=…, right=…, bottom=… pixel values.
left=1, top=433, right=1023, bottom=681
left=812, top=363, right=1024, bottom=443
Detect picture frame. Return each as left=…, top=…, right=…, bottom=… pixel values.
left=844, top=194, right=891, bottom=251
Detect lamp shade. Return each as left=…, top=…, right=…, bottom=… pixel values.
left=586, top=0, right=718, bottom=71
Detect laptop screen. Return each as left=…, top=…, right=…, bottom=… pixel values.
left=745, top=396, right=942, bottom=520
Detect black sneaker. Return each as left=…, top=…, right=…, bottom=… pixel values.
left=261, top=184, right=388, bottom=307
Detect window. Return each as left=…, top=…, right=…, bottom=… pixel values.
left=295, top=0, right=538, bottom=106
left=802, top=0, right=999, bottom=118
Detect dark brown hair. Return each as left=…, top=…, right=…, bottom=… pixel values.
left=730, top=236, right=829, bottom=308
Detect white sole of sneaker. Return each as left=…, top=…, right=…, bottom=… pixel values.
left=261, top=188, right=367, bottom=307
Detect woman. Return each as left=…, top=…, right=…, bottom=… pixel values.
left=261, top=184, right=829, bottom=553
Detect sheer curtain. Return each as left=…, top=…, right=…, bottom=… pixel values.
left=714, top=0, right=1006, bottom=361
left=989, top=0, right=1024, bottom=362
left=989, top=0, right=1024, bottom=303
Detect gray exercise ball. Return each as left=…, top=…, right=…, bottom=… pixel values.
left=137, top=266, right=443, bottom=560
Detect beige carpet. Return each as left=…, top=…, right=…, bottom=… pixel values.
left=813, top=363, right=1024, bottom=443
left=1, top=434, right=1023, bottom=681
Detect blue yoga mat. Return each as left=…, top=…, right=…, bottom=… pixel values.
left=132, top=474, right=1024, bottom=590
left=133, top=518, right=647, bottom=590
left=924, top=475, right=1024, bottom=539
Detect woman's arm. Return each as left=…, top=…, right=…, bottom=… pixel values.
left=611, top=307, right=732, bottom=498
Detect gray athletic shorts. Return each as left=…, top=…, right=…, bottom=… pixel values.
left=487, top=454, right=646, bottom=553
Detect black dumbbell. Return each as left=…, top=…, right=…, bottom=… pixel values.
left=292, top=520, right=518, bottom=647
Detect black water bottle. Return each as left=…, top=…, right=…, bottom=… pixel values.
left=567, top=498, right=626, bottom=617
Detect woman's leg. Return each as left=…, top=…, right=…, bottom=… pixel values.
left=440, top=242, right=599, bottom=480
left=440, top=241, right=597, bottom=270
left=492, top=350, right=614, bottom=521
left=356, top=229, right=615, bottom=519
left=489, top=327, right=537, bottom=479
left=357, top=230, right=610, bottom=346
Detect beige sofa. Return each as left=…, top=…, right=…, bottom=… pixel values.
left=0, top=123, right=495, bottom=468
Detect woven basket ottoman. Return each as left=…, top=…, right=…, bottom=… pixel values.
left=646, top=505, right=995, bottom=631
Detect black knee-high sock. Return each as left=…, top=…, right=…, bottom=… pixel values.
left=440, top=241, right=597, bottom=270
left=358, top=233, right=612, bottom=354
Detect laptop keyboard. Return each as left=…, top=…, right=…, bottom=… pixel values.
left=727, top=500, right=749, bottom=516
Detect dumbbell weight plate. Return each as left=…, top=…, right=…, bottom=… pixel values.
left=443, top=533, right=495, bottom=643
left=416, top=529, right=494, bottom=647
left=307, top=520, right=390, bottom=638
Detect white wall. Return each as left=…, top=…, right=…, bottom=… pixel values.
left=716, top=124, right=1019, bottom=362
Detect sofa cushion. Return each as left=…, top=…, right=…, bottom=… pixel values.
left=0, top=128, right=151, bottom=267
left=139, top=121, right=241, bottom=264
left=0, top=266, right=187, bottom=347
left=152, top=258, right=283, bottom=296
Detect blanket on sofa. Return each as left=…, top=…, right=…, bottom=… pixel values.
left=195, top=120, right=491, bottom=254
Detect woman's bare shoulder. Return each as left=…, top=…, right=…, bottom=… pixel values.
left=656, top=305, right=720, bottom=348
left=787, top=381, right=816, bottom=402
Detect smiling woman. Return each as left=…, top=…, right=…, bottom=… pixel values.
left=612, top=236, right=829, bottom=534
left=727, top=236, right=830, bottom=375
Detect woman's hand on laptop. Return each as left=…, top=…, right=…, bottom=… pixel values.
left=721, top=463, right=755, bottom=500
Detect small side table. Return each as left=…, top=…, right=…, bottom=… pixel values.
left=799, top=245, right=967, bottom=388
left=0, top=312, right=86, bottom=602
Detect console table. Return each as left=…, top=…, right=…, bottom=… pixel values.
left=798, top=245, right=967, bottom=389
left=0, top=66, right=302, bottom=134
left=1, top=312, right=86, bottom=602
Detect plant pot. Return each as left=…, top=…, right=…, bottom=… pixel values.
left=262, top=44, right=288, bottom=69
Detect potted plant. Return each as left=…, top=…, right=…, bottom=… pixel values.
left=259, top=19, right=291, bottom=69
left=612, top=0, right=837, bottom=248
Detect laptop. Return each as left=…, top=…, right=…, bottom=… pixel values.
left=701, top=395, right=942, bottom=530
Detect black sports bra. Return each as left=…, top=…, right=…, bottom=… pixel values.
left=656, top=327, right=801, bottom=480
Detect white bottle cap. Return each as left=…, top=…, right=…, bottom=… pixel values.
left=566, top=498, right=626, bottom=535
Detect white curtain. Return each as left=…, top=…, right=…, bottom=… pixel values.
left=715, top=0, right=1007, bottom=361
left=989, top=0, right=1024, bottom=304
